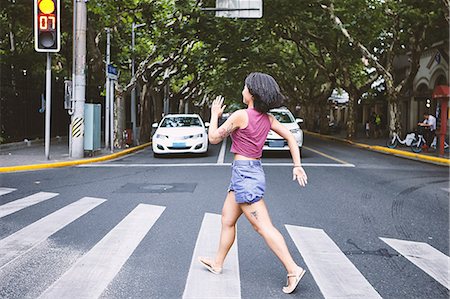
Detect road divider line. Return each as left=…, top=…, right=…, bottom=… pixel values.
left=0, top=197, right=106, bottom=270
left=217, top=138, right=227, bottom=164
left=0, top=192, right=59, bottom=219
left=286, top=225, right=382, bottom=299
left=183, top=213, right=241, bottom=299
left=78, top=162, right=354, bottom=168
left=380, top=237, right=450, bottom=289
left=39, top=204, right=165, bottom=299
left=303, top=145, right=351, bottom=165
left=0, top=187, right=17, bottom=196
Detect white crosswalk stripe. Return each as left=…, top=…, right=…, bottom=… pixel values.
left=39, top=204, right=165, bottom=299
left=0, top=191, right=58, bottom=219
left=0, top=187, right=16, bottom=196
left=183, top=213, right=241, bottom=299
left=1, top=188, right=449, bottom=298
left=0, top=197, right=106, bottom=269
left=286, top=225, right=382, bottom=299
left=380, top=237, right=450, bottom=289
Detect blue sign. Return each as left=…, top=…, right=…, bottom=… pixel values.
left=107, top=64, right=118, bottom=80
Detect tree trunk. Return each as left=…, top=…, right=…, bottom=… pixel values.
left=139, top=84, right=151, bottom=143
left=114, top=88, right=126, bottom=149
left=346, top=94, right=356, bottom=139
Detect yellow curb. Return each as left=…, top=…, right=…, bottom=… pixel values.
left=0, top=142, right=152, bottom=173
left=304, top=131, right=450, bottom=166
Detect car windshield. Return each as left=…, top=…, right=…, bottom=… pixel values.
left=270, top=111, right=294, bottom=123
left=160, top=116, right=202, bottom=128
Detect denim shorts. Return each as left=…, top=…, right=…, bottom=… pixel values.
left=228, top=160, right=265, bottom=204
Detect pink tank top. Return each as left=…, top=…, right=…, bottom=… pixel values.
left=230, top=108, right=271, bottom=158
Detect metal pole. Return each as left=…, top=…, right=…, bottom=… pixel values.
left=70, top=0, right=77, bottom=157
left=110, top=79, right=114, bottom=152
left=131, top=22, right=137, bottom=145
left=71, top=0, right=87, bottom=158
left=45, top=53, right=52, bottom=160
left=105, top=28, right=110, bottom=149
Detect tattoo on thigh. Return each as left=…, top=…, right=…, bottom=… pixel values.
left=250, top=210, right=258, bottom=220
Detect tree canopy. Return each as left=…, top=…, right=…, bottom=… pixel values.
left=1, top=0, right=447, bottom=142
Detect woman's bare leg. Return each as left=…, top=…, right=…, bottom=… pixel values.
left=240, top=199, right=301, bottom=285
left=212, top=191, right=242, bottom=268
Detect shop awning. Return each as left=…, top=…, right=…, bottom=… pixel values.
left=432, top=85, right=450, bottom=99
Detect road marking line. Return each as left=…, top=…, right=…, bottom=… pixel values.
left=441, top=187, right=450, bottom=193
left=0, top=192, right=59, bottom=219
left=0, top=188, right=16, bottom=196
left=39, top=204, right=165, bottom=299
left=78, top=162, right=354, bottom=168
left=286, top=225, right=382, bottom=299
left=217, top=138, right=227, bottom=164
left=303, top=145, right=350, bottom=165
left=380, top=237, right=450, bottom=289
left=183, top=213, right=240, bottom=299
left=0, top=197, right=106, bottom=269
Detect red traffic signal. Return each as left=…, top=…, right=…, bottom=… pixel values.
left=34, top=0, right=60, bottom=52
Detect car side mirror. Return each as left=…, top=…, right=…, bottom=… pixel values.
left=152, top=123, right=158, bottom=128
left=296, top=118, right=304, bottom=124
left=204, top=122, right=210, bottom=128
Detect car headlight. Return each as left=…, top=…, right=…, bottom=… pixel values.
left=290, top=128, right=300, bottom=133
left=184, top=133, right=203, bottom=139
left=156, top=134, right=168, bottom=139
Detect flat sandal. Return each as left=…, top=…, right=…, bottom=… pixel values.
left=282, top=267, right=306, bottom=294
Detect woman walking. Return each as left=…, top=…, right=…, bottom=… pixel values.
left=198, top=72, right=308, bottom=294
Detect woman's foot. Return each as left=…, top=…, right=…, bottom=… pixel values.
left=198, top=257, right=223, bottom=274
left=282, top=266, right=306, bottom=294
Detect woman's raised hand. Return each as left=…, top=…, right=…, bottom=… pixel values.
left=211, top=95, right=226, bottom=117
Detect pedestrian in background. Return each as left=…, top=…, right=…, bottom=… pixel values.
left=418, top=112, right=437, bottom=148
left=199, top=72, right=308, bottom=294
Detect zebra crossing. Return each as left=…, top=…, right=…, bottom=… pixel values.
left=0, top=188, right=449, bottom=298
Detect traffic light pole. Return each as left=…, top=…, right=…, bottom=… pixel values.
left=71, top=0, right=87, bottom=159
left=45, top=53, right=52, bottom=160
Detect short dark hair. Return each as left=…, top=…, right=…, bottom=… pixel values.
left=244, top=72, right=285, bottom=113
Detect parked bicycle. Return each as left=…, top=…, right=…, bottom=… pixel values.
left=410, top=133, right=427, bottom=153
left=429, top=136, right=449, bottom=153
left=386, top=132, right=416, bottom=149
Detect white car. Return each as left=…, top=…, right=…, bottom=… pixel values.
left=152, top=114, right=209, bottom=156
left=264, top=108, right=303, bottom=153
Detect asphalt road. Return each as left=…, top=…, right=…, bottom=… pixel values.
left=0, top=135, right=448, bottom=299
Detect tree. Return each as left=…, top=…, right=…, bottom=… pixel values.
left=322, top=0, right=448, bottom=136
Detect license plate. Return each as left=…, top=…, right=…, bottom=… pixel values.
left=269, top=140, right=284, bottom=148
left=172, top=142, right=186, bottom=148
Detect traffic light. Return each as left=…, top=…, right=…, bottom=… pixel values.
left=34, top=0, right=60, bottom=52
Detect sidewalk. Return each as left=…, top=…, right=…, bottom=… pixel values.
left=304, top=130, right=450, bottom=166
left=0, top=137, right=151, bottom=172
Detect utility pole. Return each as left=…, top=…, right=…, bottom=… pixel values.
left=131, top=22, right=146, bottom=145
left=44, top=53, right=51, bottom=160
left=71, top=0, right=87, bottom=158
left=105, top=28, right=110, bottom=150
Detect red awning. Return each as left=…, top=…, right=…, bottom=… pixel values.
left=432, top=85, right=450, bottom=99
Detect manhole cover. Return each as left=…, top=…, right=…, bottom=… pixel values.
left=117, top=183, right=197, bottom=193
left=142, top=184, right=174, bottom=191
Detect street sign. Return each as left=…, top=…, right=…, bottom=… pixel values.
left=215, top=0, right=262, bottom=18
left=107, top=64, right=118, bottom=80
